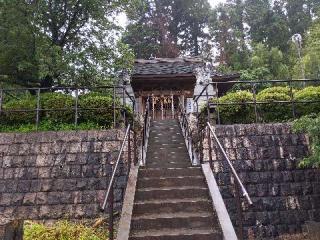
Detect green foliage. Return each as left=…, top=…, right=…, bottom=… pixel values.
left=216, top=90, right=254, bottom=124
left=294, top=86, right=320, bottom=116
left=24, top=220, right=109, bottom=240
left=293, top=114, right=320, bottom=168
left=1, top=95, right=36, bottom=124
left=256, top=86, right=292, bottom=122
left=0, top=0, right=134, bottom=87
left=0, top=120, right=101, bottom=133
left=124, top=0, right=211, bottom=57
left=296, top=19, right=320, bottom=79
left=79, top=93, right=120, bottom=128
left=0, top=92, right=128, bottom=132
left=201, top=86, right=320, bottom=124
left=239, top=43, right=290, bottom=81
left=41, top=92, right=74, bottom=123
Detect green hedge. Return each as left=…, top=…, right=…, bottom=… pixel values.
left=0, top=92, right=127, bottom=130
left=256, top=86, right=292, bottom=122
left=1, top=95, right=36, bottom=124
left=41, top=92, right=74, bottom=123
left=79, top=93, right=120, bottom=128
left=294, top=86, right=320, bottom=116
left=204, top=85, right=320, bottom=124
left=215, top=90, right=255, bottom=124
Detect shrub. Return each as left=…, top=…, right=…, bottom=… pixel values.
left=0, top=120, right=101, bottom=133
left=215, top=90, right=255, bottom=124
left=24, top=220, right=109, bottom=240
left=294, top=86, right=320, bottom=116
left=41, top=92, right=75, bottom=123
left=79, top=92, right=121, bottom=127
left=256, top=86, right=293, bottom=122
left=1, top=95, right=36, bottom=124
left=293, top=114, right=320, bottom=168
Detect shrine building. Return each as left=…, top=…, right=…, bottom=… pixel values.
left=123, top=57, right=240, bottom=119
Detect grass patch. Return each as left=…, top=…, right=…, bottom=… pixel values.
left=0, top=120, right=105, bottom=133
left=24, top=220, right=109, bottom=240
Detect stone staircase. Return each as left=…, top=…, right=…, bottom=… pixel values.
left=129, top=119, right=223, bottom=240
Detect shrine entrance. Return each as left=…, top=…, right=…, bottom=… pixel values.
left=150, top=95, right=179, bottom=120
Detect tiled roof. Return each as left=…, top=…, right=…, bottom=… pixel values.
left=133, top=57, right=204, bottom=76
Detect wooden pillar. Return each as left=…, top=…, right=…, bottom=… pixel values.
left=152, top=94, right=155, bottom=120
left=161, top=95, right=164, bottom=120
left=171, top=94, right=174, bottom=119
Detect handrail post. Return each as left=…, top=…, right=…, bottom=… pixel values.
left=128, top=128, right=131, bottom=173
left=235, top=180, right=244, bottom=240
left=133, top=129, right=137, bottom=166
left=208, top=126, right=213, bottom=169
left=108, top=163, right=114, bottom=240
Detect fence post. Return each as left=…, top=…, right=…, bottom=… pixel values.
left=74, top=88, right=79, bottom=126
left=0, top=89, right=3, bottom=116
left=215, top=83, right=221, bottom=125
left=36, top=88, right=41, bottom=130
left=289, top=79, right=296, bottom=119
left=113, top=86, right=116, bottom=128
left=252, top=83, right=258, bottom=123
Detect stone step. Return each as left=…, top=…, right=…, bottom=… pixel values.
left=138, top=167, right=202, bottom=178
left=146, top=162, right=191, bottom=169
left=146, top=159, right=190, bottom=165
left=133, top=199, right=212, bottom=216
left=147, top=148, right=188, bottom=154
left=149, top=138, right=185, bottom=145
left=131, top=213, right=217, bottom=231
left=135, top=187, right=209, bottom=201
left=137, top=176, right=206, bottom=189
left=129, top=228, right=222, bottom=240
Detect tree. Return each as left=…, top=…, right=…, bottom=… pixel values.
left=209, top=1, right=250, bottom=70
left=124, top=0, right=211, bottom=58
left=240, top=43, right=289, bottom=80
left=0, top=0, right=135, bottom=87
left=298, top=19, right=320, bottom=79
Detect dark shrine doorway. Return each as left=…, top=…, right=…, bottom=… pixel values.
left=148, top=95, right=180, bottom=120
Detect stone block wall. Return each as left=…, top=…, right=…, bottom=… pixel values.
left=0, top=129, right=131, bottom=228
left=204, top=123, right=320, bottom=239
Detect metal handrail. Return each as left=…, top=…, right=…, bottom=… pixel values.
left=100, top=124, right=131, bottom=240
left=101, top=124, right=131, bottom=211
left=142, top=97, right=151, bottom=165
left=207, top=122, right=253, bottom=205
left=178, top=103, right=197, bottom=165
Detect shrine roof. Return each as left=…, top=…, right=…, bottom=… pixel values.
left=132, top=57, right=240, bottom=80
left=133, top=57, right=204, bottom=76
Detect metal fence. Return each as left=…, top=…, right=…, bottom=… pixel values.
left=193, top=79, right=320, bottom=125
left=0, top=85, right=135, bottom=130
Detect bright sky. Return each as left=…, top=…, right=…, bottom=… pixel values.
left=117, top=0, right=227, bottom=27
left=208, top=0, right=227, bottom=7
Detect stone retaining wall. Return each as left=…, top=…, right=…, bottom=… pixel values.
left=0, top=129, right=131, bottom=230
left=204, top=123, right=320, bottom=239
